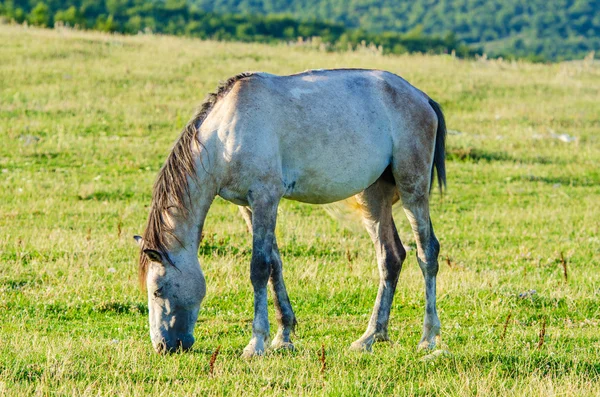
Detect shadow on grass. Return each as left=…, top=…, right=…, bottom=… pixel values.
left=475, top=351, right=600, bottom=378
left=78, top=190, right=137, bottom=201
left=96, top=301, right=147, bottom=315
left=515, top=174, right=598, bottom=187
left=447, top=147, right=553, bottom=164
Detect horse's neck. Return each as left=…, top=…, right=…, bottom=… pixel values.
left=169, top=171, right=216, bottom=257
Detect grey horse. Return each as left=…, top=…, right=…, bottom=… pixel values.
left=134, top=69, right=446, bottom=356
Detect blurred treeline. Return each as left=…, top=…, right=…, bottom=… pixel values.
left=0, top=0, right=480, bottom=57
left=196, top=0, right=600, bottom=61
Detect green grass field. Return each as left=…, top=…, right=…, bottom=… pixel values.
left=1, top=24, right=599, bottom=396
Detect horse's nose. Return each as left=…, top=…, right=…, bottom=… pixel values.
left=153, top=334, right=195, bottom=354
left=178, top=333, right=195, bottom=351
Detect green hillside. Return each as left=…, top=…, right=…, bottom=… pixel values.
left=2, top=0, right=599, bottom=60
left=0, top=0, right=478, bottom=57
left=194, top=0, right=600, bottom=60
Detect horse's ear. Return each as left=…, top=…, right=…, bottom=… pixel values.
left=143, top=249, right=164, bottom=264
left=133, top=235, right=143, bottom=246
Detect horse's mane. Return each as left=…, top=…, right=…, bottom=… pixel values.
left=139, top=72, right=255, bottom=287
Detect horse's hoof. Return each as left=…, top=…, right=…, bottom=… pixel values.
left=241, top=346, right=265, bottom=359
left=242, top=338, right=266, bottom=358
left=417, top=340, right=435, bottom=351
left=417, top=334, right=442, bottom=351
left=270, top=339, right=295, bottom=351
left=420, top=349, right=452, bottom=362
left=374, top=333, right=390, bottom=343
left=349, top=339, right=373, bottom=353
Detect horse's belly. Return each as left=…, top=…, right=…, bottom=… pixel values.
left=281, top=152, right=390, bottom=204
left=283, top=185, right=370, bottom=204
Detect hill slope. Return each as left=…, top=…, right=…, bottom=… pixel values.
left=194, top=0, right=600, bottom=60
left=0, top=0, right=478, bottom=57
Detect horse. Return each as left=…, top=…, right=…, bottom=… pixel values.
left=134, top=68, right=447, bottom=356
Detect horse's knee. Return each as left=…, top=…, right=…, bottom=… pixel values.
left=250, top=252, right=271, bottom=287
left=250, top=228, right=276, bottom=288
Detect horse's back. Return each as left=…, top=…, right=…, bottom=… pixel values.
left=204, top=69, right=437, bottom=204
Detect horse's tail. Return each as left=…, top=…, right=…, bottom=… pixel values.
left=428, top=98, right=447, bottom=194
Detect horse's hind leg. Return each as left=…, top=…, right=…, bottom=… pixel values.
left=395, top=176, right=442, bottom=350
left=239, top=205, right=296, bottom=352
left=350, top=175, right=406, bottom=352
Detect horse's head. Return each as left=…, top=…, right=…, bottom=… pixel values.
left=135, top=235, right=206, bottom=354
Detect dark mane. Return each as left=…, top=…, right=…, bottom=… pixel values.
left=138, top=72, right=255, bottom=287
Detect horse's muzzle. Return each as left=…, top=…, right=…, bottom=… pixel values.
left=154, top=333, right=195, bottom=354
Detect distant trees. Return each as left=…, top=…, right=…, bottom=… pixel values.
left=0, top=0, right=481, bottom=57
left=3, top=0, right=597, bottom=60
left=27, top=2, right=51, bottom=26
left=194, top=0, right=600, bottom=61
left=54, top=6, right=84, bottom=26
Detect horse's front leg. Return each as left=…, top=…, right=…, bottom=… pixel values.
left=242, top=192, right=281, bottom=358
left=239, top=206, right=296, bottom=351
left=403, top=200, right=441, bottom=350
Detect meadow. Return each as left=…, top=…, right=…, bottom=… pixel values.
left=0, top=24, right=599, bottom=396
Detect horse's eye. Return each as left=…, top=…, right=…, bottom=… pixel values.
left=153, top=287, right=164, bottom=298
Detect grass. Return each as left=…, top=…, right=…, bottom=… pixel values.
left=1, top=24, right=599, bottom=396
